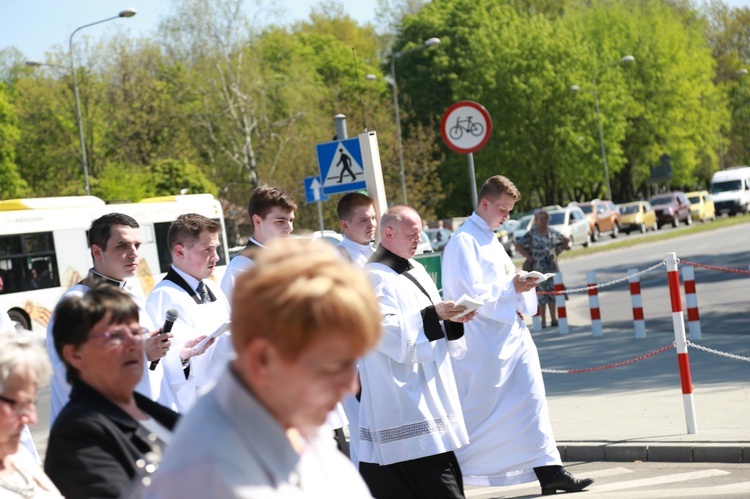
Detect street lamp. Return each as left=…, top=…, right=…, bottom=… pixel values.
left=69, top=8, right=136, bottom=196
left=571, top=55, right=635, bottom=201
left=378, top=37, right=440, bottom=205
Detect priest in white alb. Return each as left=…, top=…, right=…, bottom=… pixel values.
left=358, top=205, right=475, bottom=499
left=441, top=175, right=594, bottom=496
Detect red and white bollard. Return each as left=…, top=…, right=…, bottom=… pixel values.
left=586, top=271, right=602, bottom=337
left=532, top=305, right=542, bottom=332
left=628, top=267, right=646, bottom=339
left=553, top=273, right=568, bottom=335
left=682, top=266, right=702, bottom=340
left=666, top=252, right=697, bottom=434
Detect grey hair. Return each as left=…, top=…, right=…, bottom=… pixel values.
left=0, top=334, right=52, bottom=393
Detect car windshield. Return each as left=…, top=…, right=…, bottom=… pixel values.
left=650, top=196, right=673, bottom=206
left=578, top=205, right=593, bottom=214
left=548, top=212, right=566, bottom=225
left=711, top=180, right=742, bottom=194
left=519, top=215, right=533, bottom=228
left=688, top=196, right=700, bottom=204
left=620, top=205, right=639, bottom=214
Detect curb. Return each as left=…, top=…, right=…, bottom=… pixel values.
left=558, top=442, right=750, bottom=464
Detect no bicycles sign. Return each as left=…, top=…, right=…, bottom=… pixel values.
left=440, top=101, right=492, bottom=154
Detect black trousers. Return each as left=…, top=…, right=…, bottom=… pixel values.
left=359, top=451, right=464, bottom=499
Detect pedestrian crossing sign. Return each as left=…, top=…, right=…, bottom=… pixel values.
left=316, top=137, right=367, bottom=195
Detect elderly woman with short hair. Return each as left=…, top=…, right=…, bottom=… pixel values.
left=0, top=334, right=62, bottom=497
left=44, top=284, right=179, bottom=499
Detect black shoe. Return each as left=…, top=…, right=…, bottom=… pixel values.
left=541, top=469, right=594, bottom=495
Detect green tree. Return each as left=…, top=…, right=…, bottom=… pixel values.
left=0, top=82, right=25, bottom=198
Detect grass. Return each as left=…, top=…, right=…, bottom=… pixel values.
left=551, top=214, right=750, bottom=262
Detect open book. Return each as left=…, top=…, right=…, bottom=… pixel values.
left=519, top=271, right=556, bottom=284
left=192, top=320, right=232, bottom=353
left=453, top=292, right=490, bottom=319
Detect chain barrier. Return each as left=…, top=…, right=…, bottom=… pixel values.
left=686, top=340, right=750, bottom=362
left=541, top=341, right=675, bottom=374
left=537, top=260, right=666, bottom=295
left=679, top=259, right=750, bottom=276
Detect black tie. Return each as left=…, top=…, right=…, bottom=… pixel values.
left=196, top=281, right=211, bottom=304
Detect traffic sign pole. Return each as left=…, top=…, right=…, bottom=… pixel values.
left=468, top=152, right=478, bottom=209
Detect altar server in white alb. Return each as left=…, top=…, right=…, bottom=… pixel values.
left=219, top=185, right=296, bottom=302
left=335, top=192, right=377, bottom=468
left=146, top=214, right=229, bottom=413
left=46, top=213, right=176, bottom=423
left=145, top=238, right=380, bottom=498
left=441, top=175, right=593, bottom=495
left=358, top=205, right=475, bottom=499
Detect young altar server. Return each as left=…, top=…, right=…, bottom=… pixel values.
left=441, top=175, right=593, bottom=495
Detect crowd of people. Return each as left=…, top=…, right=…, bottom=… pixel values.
left=0, top=175, right=593, bottom=498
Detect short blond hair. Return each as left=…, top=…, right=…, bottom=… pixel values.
left=231, top=238, right=382, bottom=359
left=478, top=175, right=521, bottom=203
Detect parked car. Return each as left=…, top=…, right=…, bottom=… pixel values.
left=575, top=199, right=621, bottom=241
left=546, top=205, right=591, bottom=249
left=650, top=191, right=692, bottom=228
left=494, top=219, right=519, bottom=257
left=618, top=201, right=657, bottom=234
left=685, top=190, right=716, bottom=223
left=425, top=227, right=452, bottom=251
left=416, top=231, right=434, bottom=254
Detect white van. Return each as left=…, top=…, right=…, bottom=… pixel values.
left=710, top=166, right=750, bottom=216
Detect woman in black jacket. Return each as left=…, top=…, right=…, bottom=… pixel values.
left=44, top=284, right=179, bottom=499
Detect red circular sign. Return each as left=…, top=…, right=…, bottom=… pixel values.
left=440, top=101, right=492, bottom=154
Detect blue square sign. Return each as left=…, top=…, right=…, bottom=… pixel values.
left=304, top=176, right=329, bottom=204
left=316, top=137, right=367, bottom=195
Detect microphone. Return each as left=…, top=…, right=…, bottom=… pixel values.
left=149, top=308, right=178, bottom=371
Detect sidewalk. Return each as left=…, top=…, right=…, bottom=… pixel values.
left=535, top=324, right=750, bottom=463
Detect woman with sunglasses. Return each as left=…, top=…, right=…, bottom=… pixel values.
left=0, top=334, right=61, bottom=497
left=44, top=284, right=179, bottom=499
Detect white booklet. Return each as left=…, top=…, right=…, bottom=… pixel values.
left=519, top=271, right=556, bottom=283
left=453, top=292, right=489, bottom=319
left=192, top=320, right=232, bottom=353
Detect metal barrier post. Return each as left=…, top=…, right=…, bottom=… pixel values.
left=586, top=270, right=603, bottom=337
left=628, top=267, right=646, bottom=339
left=682, top=265, right=702, bottom=340
left=666, top=252, right=698, bottom=434
left=553, top=273, right=568, bottom=335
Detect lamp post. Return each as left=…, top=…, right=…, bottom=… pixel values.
left=374, top=37, right=440, bottom=205
left=571, top=55, right=634, bottom=202
left=68, top=8, right=136, bottom=196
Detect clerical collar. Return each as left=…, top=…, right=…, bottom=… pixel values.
left=84, top=269, right=126, bottom=289
left=369, top=245, right=412, bottom=275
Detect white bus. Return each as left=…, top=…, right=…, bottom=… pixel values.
left=0, top=194, right=230, bottom=337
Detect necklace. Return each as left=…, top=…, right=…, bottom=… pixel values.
left=0, top=461, right=36, bottom=498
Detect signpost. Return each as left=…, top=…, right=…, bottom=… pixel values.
left=440, top=101, right=492, bottom=208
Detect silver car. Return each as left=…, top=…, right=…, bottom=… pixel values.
left=546, top=206, right=591, bottom=249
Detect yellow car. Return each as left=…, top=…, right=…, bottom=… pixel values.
left=686, top=190, right=716, bottom=222
left=617, top=201, right=657, bottom=234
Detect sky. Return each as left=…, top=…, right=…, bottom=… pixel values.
left=3, top=0, right=750, bottom=60
left=0, top=0, right=380, bottom=58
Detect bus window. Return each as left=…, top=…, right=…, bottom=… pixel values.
left=0, top=233, right=60, bottom=294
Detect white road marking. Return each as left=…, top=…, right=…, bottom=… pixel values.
left=592, top=468, right=730, bottom=492
left=464, top=467, right=633, bottom=497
